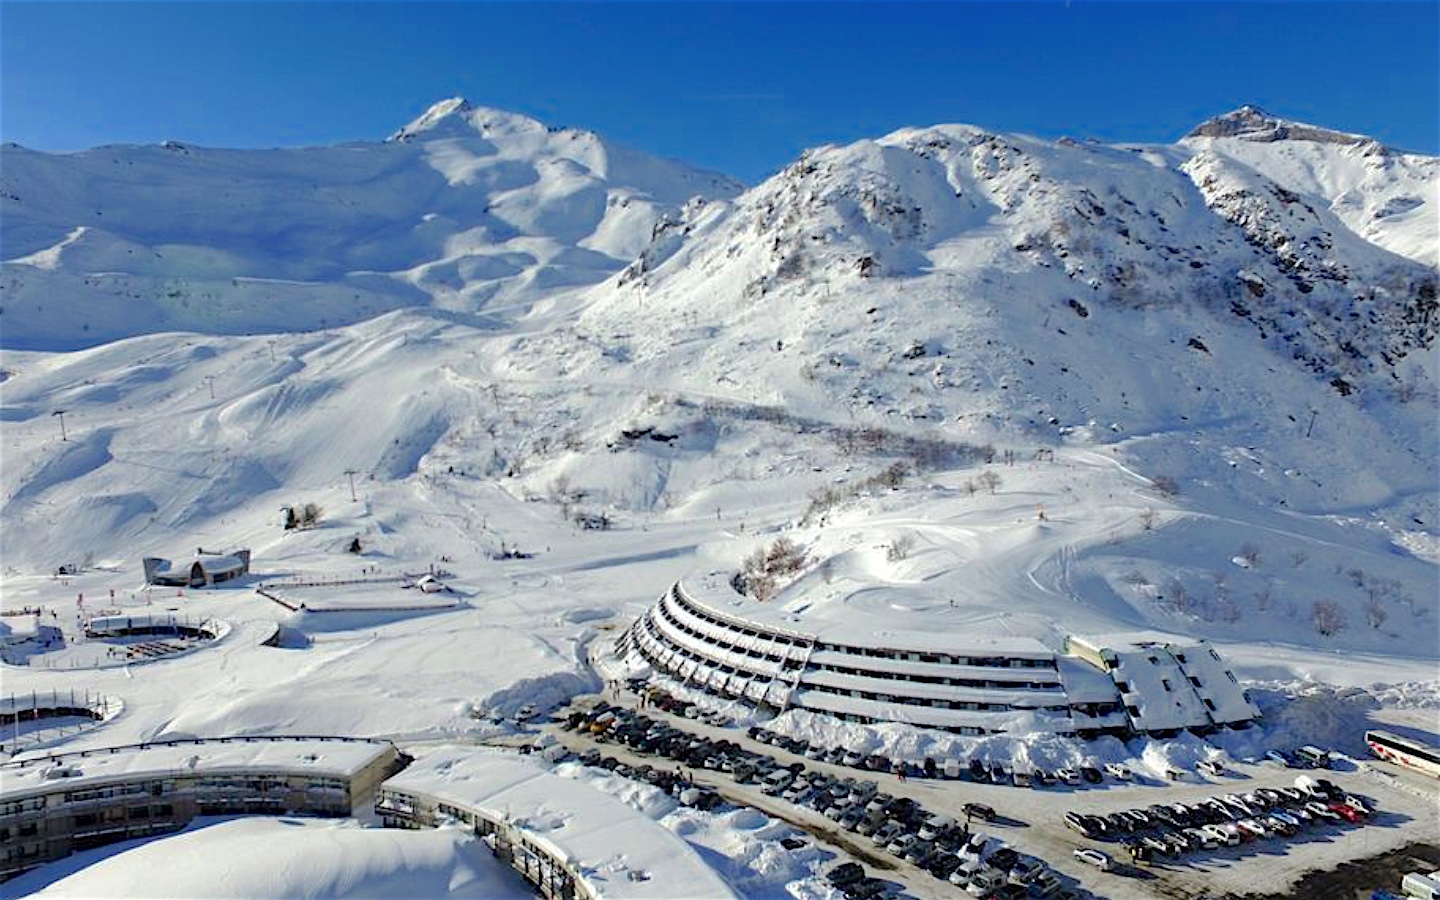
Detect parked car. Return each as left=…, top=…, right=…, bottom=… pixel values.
left=1306, top=800, right=1343, bottom=821
left=1265, top=749, right=1298, bottom=767
left=1329, top=802, right=1365, bottom=824
left=1236, top=818, right=1269, bottom=840
left=962, top=802, right=997, bottom=822
left=1080, top=765, right=1104, bottom=784
left=827, top=862, right=866, bottom=887
left=1055, top=767, right=1081, bottom=786
left=871, top=822, right=905, bottom=846
left=1103, top=762, right=1133, bottom=780
left=760, top=769, right=793, bottom=795
left=903, top=840, right=935, bottom=864
left=1296, top=745, right=1332, bottom=769
left=1198, top=759, right=1226, bottom=777
left=1202, top=823, right=1240, bottom=846
left=1072, top=848, right=1112, bottom=871
left=885, top=833, right=918, bottom=856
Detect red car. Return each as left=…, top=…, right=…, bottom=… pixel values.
left=1328, top=802, right=1365, bottom=823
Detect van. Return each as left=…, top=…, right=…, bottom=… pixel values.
left=1297, top=745, right=1332, bottom=769
left=964, top=869, right=1005, bottom=897
left=761, top=769, right=792, bottom=795
left=918, top=814, right=954, bottom=841
left=943, top=759, right=962, bottom=780
left=1401, top=872, right=1440, bottom=900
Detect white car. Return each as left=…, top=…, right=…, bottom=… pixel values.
left=1103, top=762, right=1133, bottom=780
left=1197, top=759, right=1226, bottom=776
left=1055, top=767, right=1081, bottom=786
left=1202, top=823, right=1240, bottom=847
left=1072, top=847, right=1113, bottom=871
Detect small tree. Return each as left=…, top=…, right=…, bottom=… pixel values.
left=1362, top=598, right=1389, bottom=629
left=299, top=503, right=322, bottom=528
left=886, top=533, right=917, bottom=562
left=977, top=470, right=1002, bottom=494
left=739, top=537, right=809, bottom=601
left=1165, top=577, right=1192, bottom=614
left=1253, top=584, right=1274, bottom=612
left=1138, top=508, right=1158, bottom=531
left=1312, top=599, right=1347, bottom=637
left=1237, top=542, right=1261, bottom=567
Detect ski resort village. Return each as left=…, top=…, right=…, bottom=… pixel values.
left=1, top=85, right=1437, bottom=900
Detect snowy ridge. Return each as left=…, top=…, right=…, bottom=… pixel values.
left=0, top=98, right=743, bottom=350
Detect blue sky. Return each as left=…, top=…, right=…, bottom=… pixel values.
left=3, top=2, right=1436, bottom=182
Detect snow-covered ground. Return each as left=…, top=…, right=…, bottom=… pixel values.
left=0, top=102, right=1435, bottom=897
left=4, top=816, right=535, bottom=899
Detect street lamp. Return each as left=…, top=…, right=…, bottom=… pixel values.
left=52, top=409, right=68, bottom=442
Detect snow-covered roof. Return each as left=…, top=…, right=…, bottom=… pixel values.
left=0, top=614, right=41, bottom=640
left=1055, top=655, right=1126, bottom=704
left=382, top=749, right=738, bottom=900
left=680, top=572, right=1053, bottom=657
left=149, top=552, right=247, bottom=575
left=0, top=817, right=535, bottom=900
left=1066, top=633, right=1260, bottom=732
left=1, top=737, right=395, bottom=801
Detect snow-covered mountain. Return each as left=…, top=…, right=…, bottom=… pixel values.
left=1183, top=105, right=1439, bottom=267
left=0, top=98, right=743, bottom=349
left=1, top=102, right=1435, bottom=668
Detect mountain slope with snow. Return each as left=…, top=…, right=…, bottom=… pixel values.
left=0, top=103, right=1434, bottom=700
left=0, top=99, right=742, bottom=350
left=1183, top=105, right=1440, bottom=267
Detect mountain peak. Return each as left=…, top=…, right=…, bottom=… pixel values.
left=388, top=97, right=550, bottom=143
left=1185, top=105, right=1374, bottom=147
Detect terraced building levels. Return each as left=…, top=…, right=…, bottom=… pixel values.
left=617, top=575, right=1259, bottom=739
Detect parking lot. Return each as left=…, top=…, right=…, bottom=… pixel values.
left=543, top=685, right=1440, bottom=900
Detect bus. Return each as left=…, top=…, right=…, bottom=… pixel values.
left=1365, top=730, right=1440, bottom=779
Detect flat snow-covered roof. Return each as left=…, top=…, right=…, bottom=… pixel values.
left=1, top=737, right=394, bottom=801
left=680, top=572, right=1053, bottom=656
left=383, top=748, right=738, bottom=900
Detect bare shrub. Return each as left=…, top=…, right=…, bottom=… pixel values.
left=1362, top=598, right=1389, bottom=629
left=1253, top=584, right=1274, bottom=612
left=298, top=502, right=322, bottom=529
left=739, top=537, right=809, bottom=601
left=1165, top=578, right=1192, bottom=614
left=886, top=533, right=917, bottom=562
left=1138, top=508, right=1158, bottom=531
left=1150, top=475, right=1179, bottom=498
left=1312, top=599, right=1347, bottom=637
left=1237, top=542, right=1261, bottom=567
left=977, top=470, right=1002, bottom=494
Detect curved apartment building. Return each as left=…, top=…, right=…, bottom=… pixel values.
left=617, top=575, right=1257, bottom=739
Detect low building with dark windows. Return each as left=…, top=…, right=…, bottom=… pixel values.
left=378, top=748, right=737, bottom=900
left=142, top=548, right=251, bottom=588
left=0, top=736, right=403, bottom=882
